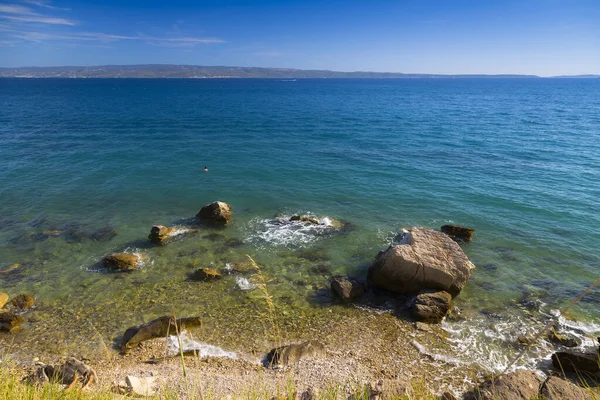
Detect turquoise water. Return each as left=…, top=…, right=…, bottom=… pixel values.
left=1, top=78, right=599, bottom=370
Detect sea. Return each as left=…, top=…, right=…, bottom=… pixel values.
left=1, top=78, right=599, bottom=373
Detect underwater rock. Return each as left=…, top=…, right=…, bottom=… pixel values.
left=330, top=276, right=365, bottom=303
left=0, top=292, right=8, bottom=309
left=0, top=311, right=23, bottom=333
left=266, top=341, right=326, bottom=368
left=121, top=315, right=202, bottom=350
left=0, top=263, right=23, bottom=275
left=464, top=370, right=541, bottom=400
left=410, top=290, right=452, bottom=324
left=148, top=225, right=175, bottom=244
left=103, top=253, right=140, bottom=271
left=368, top=227, right=475, bottom=297
left=552, top=350, right=600, bottom=374
left=289, top=215, right=320, bottom=224
left=89, top=226, right=117, bottom=242
left=26, top=358, right=96, bottom=388
left=440, top=224, right=475, bottom=242
left=540, top=376, right=593, bottom=400
left=196, top=201, right=232, bottom=226
left=189, top=268, right=221, bottom=281
left=547, top=329, right=579, bottom=348
left=10, top=294, right=35, bottom=309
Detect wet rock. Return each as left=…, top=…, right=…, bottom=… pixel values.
left=189, top=268, right=221, bottom=281
left=0, top=263, right=23, bottom=275
left=196, top=201, right=232, bottom=226
left=540, top=376, right=593, bottom=400
left=410, top=290, right=452, bottom=324
left=27, top=358, right=96, bottom=387
left=266, top=341, right=326, bottom=368
left=330, top=276, right=365, bottom=303
left=517, top=335, right=532, bottom=346
left=119, top=376, right=157, bottom=397
left=547, top=329, right=579, bottom=347
left=0, top=311, right=23, bottom=333
left=103, top=253, right=140, bottom=271
left=89, top=226, right=117, bottom=242
left=0, top=292, right=8, bottom=309
left=552, top=350, right=600, bottom=374
left=121, top=316, right=202, bottom=350
left=148, top=225, right=175, bottom=244
left=440, top=224, right=475, bottom=242
left=10, top=294, right=35, bottom=309
left=368, top=227, right=475, bottom=296
left=465, top=370, right=541, bottom=400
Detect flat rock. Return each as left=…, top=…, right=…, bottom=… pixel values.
left=10, top=294, right=35, bottom=309
left=540, top=376, right=593, bottom=400
left=368, top=227, right=475, bottom=296
left=121, top=316, right=202, bottom=350
left=465, top=370, right=541, bottom=400
left=330, top=276, right=365, bottom=302
left=410, top=290, right=452, bottom=324
left=196, top=201, right=232, bottom=226
left=266, top=341, right=326, bottom=368
left=103, top=253, right=139, bottom=271
left=440, top=224, right=475, bottom=242
left=0, top=292, right=8, bottom=309
left=122, top=375, right=157, bottom=397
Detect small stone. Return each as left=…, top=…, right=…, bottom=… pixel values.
left=330, top=276, right=365, bottom=303
left=103, top=253, right=139, bottom=271
left=189, top=268, right=221, bottom=281
left=125, top=375, right=157, bottom=397
left=0, top=292, right=8, bottom=309
left=266, top=341, right=326, bottom=368
left=10, top=294, right=35, bottom=309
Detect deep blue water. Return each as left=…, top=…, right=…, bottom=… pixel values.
left=1, top=78, right=599, bottom=369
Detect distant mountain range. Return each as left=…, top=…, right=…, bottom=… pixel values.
left=0, top=65, right=597, bottom=79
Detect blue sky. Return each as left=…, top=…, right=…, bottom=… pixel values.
left=0, top=0, right=598, bottom=75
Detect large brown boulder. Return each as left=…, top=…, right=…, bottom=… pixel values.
left=465, top=370, right=541, bottom=400
left=410, top=290, right=452, bottom=323
left=552, top=350, right=600, bottom=374
left=103, top=253, right=139, bottom=271
left=540, top=376, right=593, bottom=400
left=368, top=227, right=475, bottom=296
left=121, top=316, right=202, bottom=350
left=440, top=224, right=475, bottom=242
left=196, top=201, right=232, bottom=226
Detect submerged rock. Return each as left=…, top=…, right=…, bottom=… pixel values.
left=10, top=294, right=35, bottom=309
left=0, top=311, right=23, bottom=333
left=410, top=290, right=452, bottom=324
left=0, top=263, right=23, bottom=275
left=103, top=253, right=140, bottom=271
left=266, top=341, right=326, bottom=368
left=148, top=225, right=175, bottom=244
left=368, top=227, right=475, bottom=296
left=121, top=315, right=202, bottom=350
left=189, top=268, right=221, bottom=281
left=464, top=370, right=541, bottom=400
left=196, top=201, right=232, bottom=226
left=440, top=224, right=475, bottom=242
left=89, top=226, right=117, bottom=242
left=552, top=350, right=600, bottom=374
left=330, top=276, right=365, bottom=303
left=0, top=292, right=8, bottom=309
left=540, top=376, right=593, bottom=400
left=547, top=329, right=579, bottom=348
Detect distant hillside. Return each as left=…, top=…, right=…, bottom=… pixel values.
left=0, top=65, right=544, bottom=79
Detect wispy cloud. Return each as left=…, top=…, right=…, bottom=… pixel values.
left=22, top=0, right=70, bottom=11
left=7, top=30, right=226, bottom=45
left=0, top=3, right=77, bottom=25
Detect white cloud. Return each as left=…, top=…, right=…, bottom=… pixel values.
left=0, top=3, right=76, bottom=25
left=9, top=30, right=226, bottom=45
left=22, top=1, right=70, bottom=11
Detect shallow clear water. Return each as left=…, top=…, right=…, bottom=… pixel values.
left=1, top=78, right=599, bottom=370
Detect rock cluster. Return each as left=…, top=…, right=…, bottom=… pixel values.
left=0, top=292, right=35, bottom=333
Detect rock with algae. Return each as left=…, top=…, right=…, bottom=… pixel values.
left=121, top=315, right=202, bottom=350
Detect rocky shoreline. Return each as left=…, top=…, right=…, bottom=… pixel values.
left=2, top=201, right=599, bottom=398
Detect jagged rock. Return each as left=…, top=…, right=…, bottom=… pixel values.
left=148, top=225, right=175, bottom=244
left=368, top=227, right=475, bottom=296
left=547, top=329, right=579, bottom=347
left=103, top=253, right=139, bottom=271
left=120, top=375, right=157, bottom=397
left=189, top=268, right=221, bottom=281
left=0, top=292, right=8, bottom=309
left=465, top=370, right=541, bottom=400
left=10, top=294, right=35, bottom=309
left=540, top=376, right=593, bottom=400
left=552, top=350, right=600, bottom=374
left=196, top=201, right=232, bottom=226
left=410, top=290, right=452, bottom=324
left=27, top=358, right=96, bottom=388
left=440, top=224, right=475, bottom=242
left=266, top=341, right=326, bottom=368
left=330, top=276, right=365, bottom=302
left=121, top=316, right=202, bottom=350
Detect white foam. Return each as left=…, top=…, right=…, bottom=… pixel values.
left=235, top=276, right=256, bottom=290
left=167, top=330, right=238, bottom=359
left=244, top=214, right=338, bottom=248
